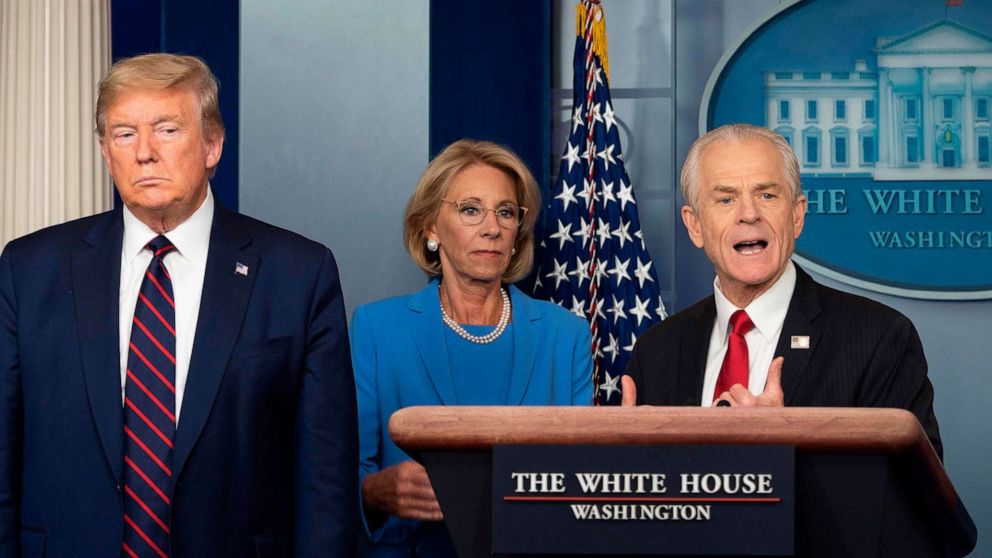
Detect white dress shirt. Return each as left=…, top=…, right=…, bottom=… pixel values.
left=701, top=261, right=797, bottom=405
left=119, top=189, right=213, bottom=423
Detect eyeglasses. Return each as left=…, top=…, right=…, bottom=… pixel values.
left=441, top=199, right=528, bottom=229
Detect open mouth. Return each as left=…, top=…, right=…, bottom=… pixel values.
left=734, top=240, right=768, bottom=254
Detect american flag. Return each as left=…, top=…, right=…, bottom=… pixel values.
left=531, top=0, right=666, bottom=405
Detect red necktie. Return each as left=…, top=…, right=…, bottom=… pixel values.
left=714, top=310, right=754, bottom=402
left=122, top=236, right=176, bottom=558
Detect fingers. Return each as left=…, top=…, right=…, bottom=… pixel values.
left=765, top=357, right=784, bottom=395
left=713, top=357, right=787, bottom=408
left=621, top=375, right=638, bottom=406
left=364, top=461, right=444, bottom=521
left=712, top=383, right=756, bottom=407
left=395, top=462, right=443, bottom=520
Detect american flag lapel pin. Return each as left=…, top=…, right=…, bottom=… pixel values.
left=235, top=262, right=249, bottom=276
left=790, top=335, right=810, bottom=349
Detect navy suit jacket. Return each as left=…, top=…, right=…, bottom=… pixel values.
left=0, top=203, right=358, bottom=557
left=627, top=264, right=942, bottom=459
left=351, top=280, right=593, bottom=556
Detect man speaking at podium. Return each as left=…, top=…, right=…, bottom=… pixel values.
left=623, top=124, right=941, bottom=458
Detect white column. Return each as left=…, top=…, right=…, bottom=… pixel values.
left=921, top=67, right=934, bottom=168
left=878, top=69, right=890, bottom=168
left=962, top=67, right=976, bottom=169
left=0, top=0, right=111, bottom=250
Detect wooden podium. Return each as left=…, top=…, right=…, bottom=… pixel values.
left=390, top=407, right=976, bottom=557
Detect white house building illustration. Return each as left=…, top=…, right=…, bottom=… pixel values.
left=765, top=20, right=992, bottom=180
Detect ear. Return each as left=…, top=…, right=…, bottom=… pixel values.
left=681, top=205, right=705, bottom=248
left=792, top=194, right=807, bottom=239
left=425, top=220, right=438, bottom=243
left=205, top=132, right=224, bottom=170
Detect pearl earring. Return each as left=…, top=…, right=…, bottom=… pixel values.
left=511, top=247, right=516, bottom=255
left=426, top=239, right=439, bottom=252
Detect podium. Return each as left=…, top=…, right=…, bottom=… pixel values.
left=390, top=406, right=976, bottom=557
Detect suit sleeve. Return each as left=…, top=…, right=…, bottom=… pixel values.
left=294, top=248, right=359, bottom=557
left=349, top=304, right=387, bottom=537
left=859, top=314, right=943, bottom=459
left=0, top=247, right=22, bottom=558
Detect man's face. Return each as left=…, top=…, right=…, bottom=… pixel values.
left=681, top=137, right=806, bottom=306
left=100, top=87, right=222, bottom=232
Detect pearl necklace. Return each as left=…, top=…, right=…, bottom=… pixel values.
left=439, top=286, right=511, bottom=344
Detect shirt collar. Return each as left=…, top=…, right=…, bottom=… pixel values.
left=122, top=188, right=215, bottom=268
left=713, top=261, right=797, bottom=342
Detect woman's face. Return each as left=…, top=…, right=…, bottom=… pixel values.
left=428, top=164, right=519, bottom=285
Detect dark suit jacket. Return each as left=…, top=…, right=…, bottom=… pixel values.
left=0, top=203, right=358, bottom=557
left=627, top=265, right=942, bottom=458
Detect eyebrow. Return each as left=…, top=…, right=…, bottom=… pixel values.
left=456, top=196, right=518, bottom=205
left=710, top=182, right=781, bottom=193
left=108, top=114, right=183, bottom=129
left=753, top=181, right=781, bottom=190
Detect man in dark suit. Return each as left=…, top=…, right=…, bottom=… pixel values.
left=622, top=123, right=941, bottom=457
left=0, top=53, right=358, bottom=557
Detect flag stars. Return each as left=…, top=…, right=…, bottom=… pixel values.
left=546, top=259, right=569, bottom=289
left=555, top=182, right=578, bottom=212
left=630, top=295, right=652, bottom=326
left=612, top=220, right=633, bottom=249
left=599, top=371, right=621, bottom=401
left=617, top=180, right=635, bottom=211
left=569, top=256, right=591, bottom=288
left=601, top=334, right=621, bottom=365
left=597, top=144, right=617, bottom=170
left=590, top=295, right=607, bottom=323
left=600, top=180, right=616, bottom=207
left=607, top=295, right=627, bottom=325
left=593, top=257, right=610, bottom=287
left=608, top=256, right=631, bottom=286
left=569, top=295, right=587, bottom=319
left=623, top=332, right=638, bottom=354
left=593, top=65, right=604, bottom=87
left=595, top=218, right=612, bottom=247
left=562, top=141, right=581, bottom=173
left=602, top=102, right=617, bottom=132
left=577, top=178, right=598, bottom=209
left=549, top=219, right=574, bottom=250
left=573, top=217, right=593, bottom=248
left=571, top=106, right=585, bottom=134
left=634, top=258, right=655, bottom=288
left=532, top=25, right=668, bottom=398
left=590, top=102, right=604, bottom=125
left=656, top=296, right=668, bottom=320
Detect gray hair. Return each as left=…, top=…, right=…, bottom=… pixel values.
left=680, top=123, right=801, bottom=210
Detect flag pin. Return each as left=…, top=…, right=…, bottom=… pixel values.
left=235, top=262, right=249, bottom=276
left=790, top=336, right=810, bottom=349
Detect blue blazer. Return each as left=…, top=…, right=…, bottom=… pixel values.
left=350, top=280, right=593, bottom=555
left=0, top=204, right=358, bottom=557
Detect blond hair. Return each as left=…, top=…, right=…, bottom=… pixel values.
left=680, top=124, right=801, bottom=211
left=95, top=53, right=224, bottom=140
left=403, top=139, right=541, bottom=283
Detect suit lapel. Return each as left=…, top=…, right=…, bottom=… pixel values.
left=172, top=206, right=258, bottom=477
left=678, top=299, right=715, bottom=406
left=73, top=210, right=125, bottom=483
left=776, top=266, right=822, bottom=405
left=505, top=286, right=539, bottom=405
left=408, top=281, right=458, bottom=405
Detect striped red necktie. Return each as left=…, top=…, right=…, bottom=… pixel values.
left=714, top=310, right=754, bottom=403
left=122, top=235, right=176, bottom=558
